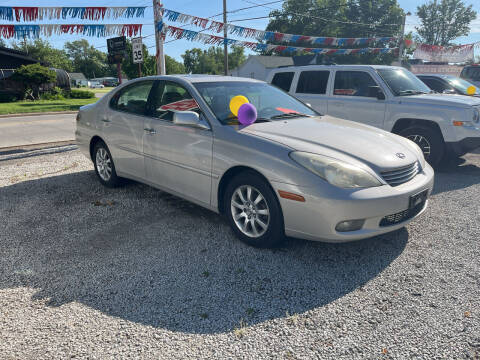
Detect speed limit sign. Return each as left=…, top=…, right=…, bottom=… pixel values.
left=132, top=37, right=143, bottom=64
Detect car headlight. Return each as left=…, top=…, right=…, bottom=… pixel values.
left=289, top=152, right=382, bottom=188
left=473, top=107, right=480, bottom=124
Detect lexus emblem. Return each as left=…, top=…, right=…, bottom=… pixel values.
left=396, top=152, right=406, bottom=159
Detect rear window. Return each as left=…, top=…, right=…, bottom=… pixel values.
left=296, top=71, right=330, bottom=94
left=271, top=72, right=294, bottom=92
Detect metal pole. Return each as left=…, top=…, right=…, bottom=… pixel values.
left=138, top=62, right=142, bottom=78
left=153, top=0, right=166, bottom=75
left=117, top=62, right=122, bottom=84
left=398, top=12, right=410, bottom=65
left=223, top=0, right=228, bottom=75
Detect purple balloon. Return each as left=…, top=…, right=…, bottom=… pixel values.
left=238, top=103, right=257, bottom=125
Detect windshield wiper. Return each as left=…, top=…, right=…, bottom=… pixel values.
left=397, top=90, right=429, bottom=96
left=270, top=112, right=312, bottom=119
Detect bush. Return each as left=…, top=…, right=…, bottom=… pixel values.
left=40, top=86, right=65, bottom=100
left=68, top=89, right=95, bottom=99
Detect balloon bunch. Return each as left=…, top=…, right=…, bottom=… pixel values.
left=229, top=95, right=257, bottom=125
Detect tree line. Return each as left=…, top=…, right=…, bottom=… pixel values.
left=9, top=38, right=247, bottom=80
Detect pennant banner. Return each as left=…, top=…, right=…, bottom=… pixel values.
left=0, top=6, right=146, bottom=21
left=413, top=43, right=475, bottom=63
left=0, top=24, right=142, bottom=39
left=158, top=23, right=397, bottom=56
left=160, top=8, right=398, bottom=46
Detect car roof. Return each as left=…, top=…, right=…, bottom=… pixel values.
left=269, top=64, right=403, bottom=72
left=128, top=74, right=264, bottom=84
left=416, top=74, right=454, bottom=78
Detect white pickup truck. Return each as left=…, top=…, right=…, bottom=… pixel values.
left=267, top=65, right=480, bottom=167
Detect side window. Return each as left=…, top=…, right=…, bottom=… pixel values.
left=333, top=71, right=377, bottom=97
left=422, top=78, right=448, bottom=93
left=271, top=72, right=294, bottom=92
left=110, top=81, right=154, bottom=115
left=296, top=71, right=330, bottom=94
left=151, top=81, right=199, bottom=121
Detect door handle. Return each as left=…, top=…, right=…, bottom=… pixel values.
left=144, top=128, right=156, bottom=135
left=101, top=118, right=111, bottom=123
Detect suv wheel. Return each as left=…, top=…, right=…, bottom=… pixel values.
left=224, top=171, right=285, bottom=248
left=399, top=126, right=445, bottom=168
left=93, top=141, right=122, bottom=187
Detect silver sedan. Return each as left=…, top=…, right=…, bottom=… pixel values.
left=75, top=75, right=434, bottom=248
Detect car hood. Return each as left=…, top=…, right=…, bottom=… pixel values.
left=397, top=93, right=480, bottom=107
left=240, top=115, right=421, bottom=170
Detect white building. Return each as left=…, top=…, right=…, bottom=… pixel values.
left=229, top=55, right=294, bottom=81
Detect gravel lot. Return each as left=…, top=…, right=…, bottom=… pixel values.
left=0, top=149, right=479, bottom=359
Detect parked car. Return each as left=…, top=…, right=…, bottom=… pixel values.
left=417, top=74, right=480, bottom=96
left=460, top=65, right=480, bottom=87
left=267, top=65, right=480, bottom=167
left=90, top=82, right=105, bottom=89
left=76, top=75, right=433, bottom=248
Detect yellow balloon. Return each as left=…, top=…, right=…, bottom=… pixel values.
left=467, top=85, right=476, bottom=95
left=229, top=95, right=249, bottom=116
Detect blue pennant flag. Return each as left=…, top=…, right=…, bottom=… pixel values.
left=0, top=7, right=13, bottom=21
left=83, top=25, right=105, bottom=37
left=14, top=25, right=40, bottom=39
left=126, top=7, right=146, bottom=18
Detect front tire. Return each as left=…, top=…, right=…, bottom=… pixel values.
left=224, top=171, right=285, bottom=248
left=93, top=141, right=121, bottom=187
left=399, top=126, right=445, bottom=168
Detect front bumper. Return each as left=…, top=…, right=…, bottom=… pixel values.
left=271, top=163, right=434, bottom=243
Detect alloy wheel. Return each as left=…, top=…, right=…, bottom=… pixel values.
left=231, top=185, right=270, bottom=238
left=407, top=134, right=431, bottom=159
left=96, top=147, right=112, bottom=181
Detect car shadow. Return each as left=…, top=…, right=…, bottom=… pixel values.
left=432, top=154, right=480, bottom=195
left=0, top=171, right=408, bottom=334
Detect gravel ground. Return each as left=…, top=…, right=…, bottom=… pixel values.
left=0, top=150, right=479, bottom=359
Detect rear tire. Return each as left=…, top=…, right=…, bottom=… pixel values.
left=93, top=141, right=122, bottom=188
left=398, top=125, right=445, bottom=168
left=224, top=171, right=285, bottom=248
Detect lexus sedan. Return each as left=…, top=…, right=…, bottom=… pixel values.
left=75, top=75, right=434, bottom=248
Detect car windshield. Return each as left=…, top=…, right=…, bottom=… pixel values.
left=193, top=81, right=317, bottom=124
left=445, top=75, right=480, bottom=94
left=377, top=68, right=432, bottom=96
left=464, top=67, right=480, bottom=81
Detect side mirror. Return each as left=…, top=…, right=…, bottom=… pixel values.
left=173, top=111, right=210, bottom=130
left=368, top=86, right=385, bottom=100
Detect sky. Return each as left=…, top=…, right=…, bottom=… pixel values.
left=1, top=0, right=480, bottom=62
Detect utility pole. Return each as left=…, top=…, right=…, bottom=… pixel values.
left=398, top=11, right=411, bottom=65
left=153, top=0, right=166, bottom=75
left=223, top=0, right=228, bottom=75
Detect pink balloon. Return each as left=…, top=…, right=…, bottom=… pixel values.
left=238, top=103, right=257, bottom=125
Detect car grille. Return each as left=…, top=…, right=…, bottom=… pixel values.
left=379, top=202, right=425, bottom=227
left=381, top=162, right=420, bottom=187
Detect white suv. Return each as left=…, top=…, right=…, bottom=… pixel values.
left=267, top=65, right=480, bottom=167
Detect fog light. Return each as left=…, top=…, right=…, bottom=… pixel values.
left=335, top=219, right=365, bottom=232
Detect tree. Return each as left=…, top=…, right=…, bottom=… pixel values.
left=65, top=40, right=110, bottom=78
left=265, top=0, right=404, bottom=64
left=416, top=0, right=477, bottom=46
left=165, top=55, right=185, bottom=74
left=11, top=63, right=56, bottom=99
left=182, top=46, right=246, bottom=74
left=12, top=39, right=72, bottom=71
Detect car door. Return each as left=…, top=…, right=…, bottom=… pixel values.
left=293, top=70, right=330, bottom=114
left=143, top=80, right=213, bottom=206
left=103, top=80, right=155, bottom=179
left=328, top=70, right=386, bottom=129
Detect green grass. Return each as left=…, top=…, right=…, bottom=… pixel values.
left=91, top=87, right=116, bottom=93
left=0, top=98, right=98, bottom=115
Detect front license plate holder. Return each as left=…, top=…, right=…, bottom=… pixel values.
left=409, top=189, right=429, bottom=209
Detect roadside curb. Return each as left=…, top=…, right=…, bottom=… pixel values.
left=0, top=111, right=78, bottom=119
left=0, top=143, right=78, bottom=162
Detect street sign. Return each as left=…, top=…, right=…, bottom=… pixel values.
left=107, top=36, right=126, bottom=56
left=132, top=37, right=143, bottom=64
